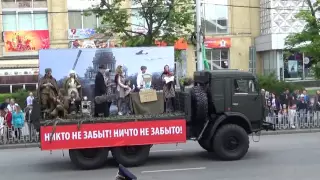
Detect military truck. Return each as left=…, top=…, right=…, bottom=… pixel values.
left=33, top=69, right=274, bottom=170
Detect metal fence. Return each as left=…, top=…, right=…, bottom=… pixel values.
left=1, top=112, right=320, bottom=145
left=266, top=111, right=320, bottom=130
left=0, top=123, right=39, bottom=145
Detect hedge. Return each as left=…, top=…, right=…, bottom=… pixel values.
left=0, top=89, right=30, bottom=109
left=257, top=73, right=304, bottom=95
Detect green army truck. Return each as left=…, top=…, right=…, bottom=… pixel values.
left=34, top=69, right=274, bottom=170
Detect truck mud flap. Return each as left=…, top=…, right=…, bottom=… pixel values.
left=261, top=121, right=275, bottom=131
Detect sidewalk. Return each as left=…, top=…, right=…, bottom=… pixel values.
left=1, top=128, right=320, bottom=150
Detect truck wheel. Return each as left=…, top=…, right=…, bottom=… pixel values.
left=198, top=139, right=214, bottom=152
left=191, top=86, right=208, bottom=122
left=69, top=148, right=109, bottom=170
left=212, top=124, right=249, bottom=161
left=111, top=145, right=151, bottom=167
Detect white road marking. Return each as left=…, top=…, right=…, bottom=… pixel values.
left=150, top=149, right=183, bottom=153
left=141, top=167, right=207, bottom=173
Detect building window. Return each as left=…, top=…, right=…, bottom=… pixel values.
left=68, top=11, right=99, bottom=29
left=203, top=0, right=228, bottom=34
left=205, top=48, right=229, bottom=69
left=131, top=9, right=147, bottom=33
left=2, top=11, right=48, bottom=31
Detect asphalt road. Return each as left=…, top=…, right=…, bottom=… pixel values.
left=1, top=133, right=320, bottom=180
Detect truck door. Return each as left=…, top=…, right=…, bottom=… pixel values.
left=231, top=78, right=262, bottom=122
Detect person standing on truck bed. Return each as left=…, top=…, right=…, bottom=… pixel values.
left=115, top=65, right=130, bottom=116
left=136, top=65, right=147, bottom=90
left=94, top=64, right=110, bottom=117
left=161, top=65, right=175, bottom=112
left=38, top=68, right=59, bottom=114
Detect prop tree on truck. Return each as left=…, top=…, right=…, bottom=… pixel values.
left=90, top=0, right=194, bottom=54
left=285, top=0, right=320, bottom=79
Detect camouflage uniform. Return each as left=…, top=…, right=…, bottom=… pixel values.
left=38, top=68, right=59, bottom=114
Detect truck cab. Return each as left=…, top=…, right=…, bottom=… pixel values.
left=206, top=70, right=264, bottom=131
left=190, top=70, right=272, bottom=161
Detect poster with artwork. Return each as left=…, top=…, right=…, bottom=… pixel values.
left=288, top=60, right=298, bottom=73
left=39, top=47, right=174, bottom=101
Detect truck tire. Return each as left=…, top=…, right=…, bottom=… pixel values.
left=111, top=145, right=151, bottom=167
left=198, top=139, right=214, bottom=152
left=212, top=124, right=249, bottom=161
left=69, top=148, right=109, bottom=170
left=191, top=86, right=208, bottom=122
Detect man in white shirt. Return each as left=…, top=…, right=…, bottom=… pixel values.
left=26, top=92, right=34, bottom=106
left=136, top=66, right=147, bottom=89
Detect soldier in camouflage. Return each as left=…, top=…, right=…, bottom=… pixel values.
left=38, top=68, right=59, bottom=117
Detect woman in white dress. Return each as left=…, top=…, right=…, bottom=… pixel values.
left=64, top=70, right=82, bottom=98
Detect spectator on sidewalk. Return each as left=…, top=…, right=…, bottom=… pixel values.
left=26, top=92, right=34, bottom=107
left=288, top=96, right=297, bottom=129
left=2, top=98, right=10, bottom=108
left=7, top=98, right=18, bottom=113
left=302, top=90, right=310, bottom=104
left=280, top=89, right=290, bottom=109
left=314, top=90, right=320, bottom=115
left=1, top=105, right=13, bottom=139
left=297, top=94, right=308, bottom=124
left=12, top=105, right=24, bottom=140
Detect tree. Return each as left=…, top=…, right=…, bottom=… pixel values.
left=285, top=0, right=320, bottom=78
left=90, top=0, right=194, bottom=47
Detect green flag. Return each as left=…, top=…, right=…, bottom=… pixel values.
left=202, top=43, right=210, bottom=70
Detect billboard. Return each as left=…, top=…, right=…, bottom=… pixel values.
left=3, top=30, right=50, bottom=52
left=68, top=29, right=96, bottom=40
left=204, top=37, right=231, bottom=48
left=39, top=47, right=174, bottom=101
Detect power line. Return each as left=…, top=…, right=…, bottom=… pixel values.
left=0, top=3, right=312, bottom=15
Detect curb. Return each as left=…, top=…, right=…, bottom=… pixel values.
left=0, top=129, right=320, bottom=150
left=261, top=128, right=320, bottom=135
left=0, top=143, right=39, bottom=150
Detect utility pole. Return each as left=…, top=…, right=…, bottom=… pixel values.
left=196, top=0, right=203, bottom=70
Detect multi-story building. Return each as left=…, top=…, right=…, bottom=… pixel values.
left=0, top=0, right=69, bottom=93
left=255, top=0, right=308, bottom=80
left=0, top=0, right=264, bottom=93
left=186, top=0, right=261, bottom=77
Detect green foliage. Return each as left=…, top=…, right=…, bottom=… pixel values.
left=90, top=0, right=194, bottom=46
left=0, top=89, right=30, bottom=109
left=179, top=77, right=193, bottom=86
left=284, top=0, right=320, bottom=79
left=257, top=73, right=304, bottom=95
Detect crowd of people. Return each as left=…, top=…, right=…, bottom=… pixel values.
left=263, top=89, right=320, bottom=129
left=0, top=92, right=34, bottom=141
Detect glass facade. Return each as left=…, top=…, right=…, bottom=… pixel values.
left=68, top=11, right=99, bottom=29
left=203, top=0, right=228, bottom=34
left=2, top=11, right=48, bottom=31
left=205, top=48, right=229, bottom=69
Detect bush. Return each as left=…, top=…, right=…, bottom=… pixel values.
left=0, top=89, right=30, bottom=109
left=257, top=73, right=304, bottom=95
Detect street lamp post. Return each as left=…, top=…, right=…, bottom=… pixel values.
left=196, top=0, right=203, bottom=71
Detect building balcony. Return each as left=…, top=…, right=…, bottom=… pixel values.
left=2, top=0, right=47, bottom=9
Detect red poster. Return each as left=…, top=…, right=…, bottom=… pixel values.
left=204, top=37, right=231, bottom=48
left=40, top=119, right=186, bottom=150
left=4, top=30, right=50, bottom=52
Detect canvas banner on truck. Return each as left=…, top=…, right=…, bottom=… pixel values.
left=40, top=119, right=186, bottom=150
